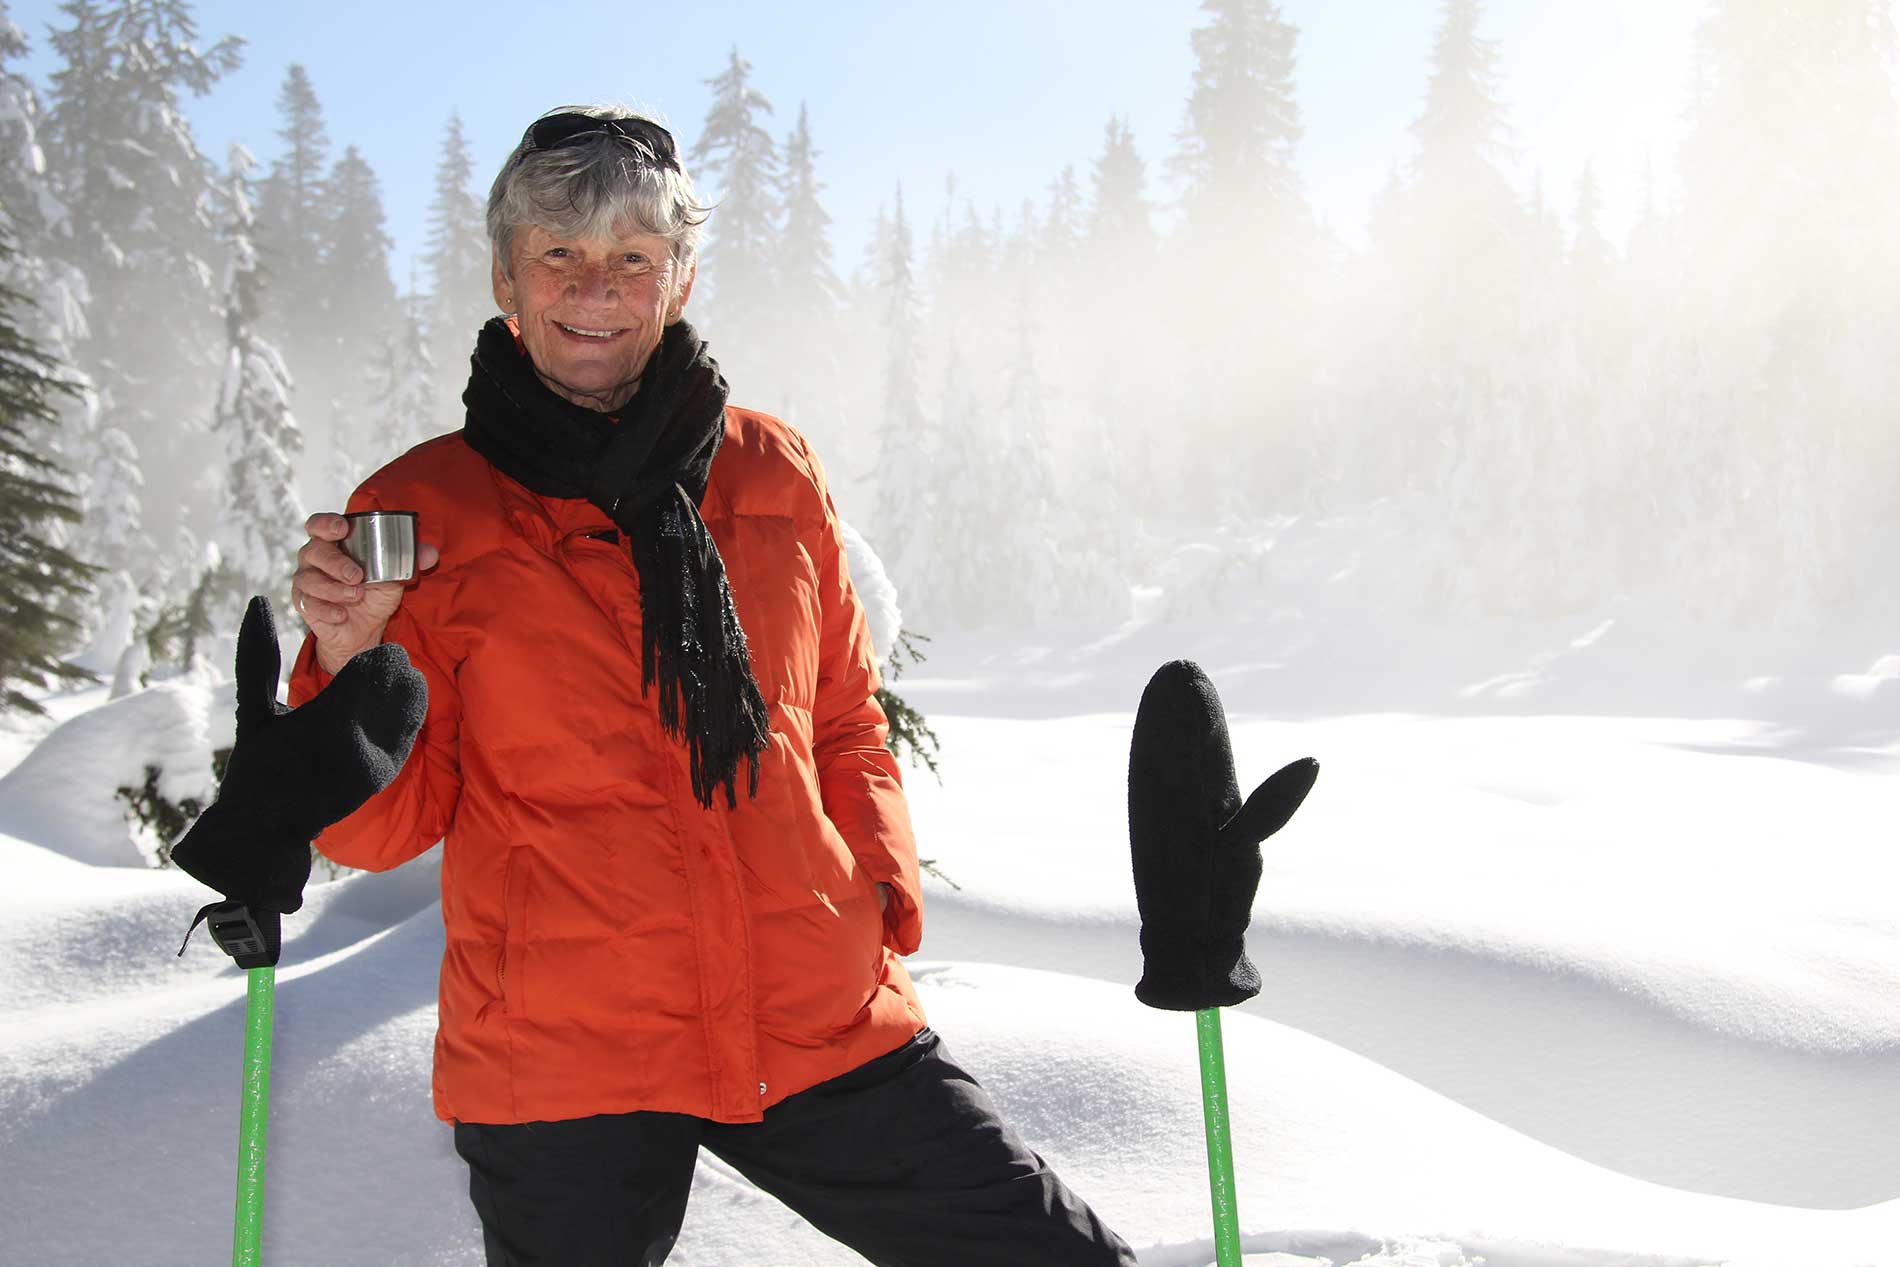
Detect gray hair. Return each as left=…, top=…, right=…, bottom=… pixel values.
left=486, top=105, right=711, bottom=278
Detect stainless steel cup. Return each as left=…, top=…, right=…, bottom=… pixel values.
left=341, top=511, right=418, bottom=583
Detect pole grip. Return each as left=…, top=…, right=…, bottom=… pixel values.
left=233, top=964, right=276, bottom=1267
left=1196, top=1007, right=1243, bottom=1267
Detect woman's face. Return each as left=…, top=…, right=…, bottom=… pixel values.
left=492, top=222, right=694, bottom=413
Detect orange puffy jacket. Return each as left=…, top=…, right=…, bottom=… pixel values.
left=288, top=409, right=926, bottom=1126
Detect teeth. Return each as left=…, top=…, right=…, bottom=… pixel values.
left=558, top=322, right=620, bottom=338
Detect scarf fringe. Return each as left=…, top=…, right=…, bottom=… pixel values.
left=634, top=485, right=771, bottom=808
left=463, top=317, right=771, bottom=810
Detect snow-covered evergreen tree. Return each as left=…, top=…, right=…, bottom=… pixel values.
left=0, top=5, right=52, bottom=244
left=41, top=0, right=240, bottom=576
left=310, top=143, right=398, bottom=504
left=1665, top=0, right=1900, bottom=616
left=422, top=113, right=489, bottom=433
left=253, top=64, right=329, bottom=380
left=869, top=187, right=931, bottom=597
left=990, top=328, right=1061, bottom=627
left=773, top=102, right=842, bottom=434
left=353, top=286, right=436, bottom=492
left=916, top=340, right=995, bottom=629
left=198, top=145, right=304, bottom=650
left=1088, top=116, right=1155, bottom=257
left=0, top=4, right=90, bottom=538
left=1041, top=165, right=1082, bottom=264
left=0, top=221, right=95, bottom=712
left=1570, top=161, right=1614, bottom=293
left=1166, top=0, right=1319, bottom=514
left=691, top=47, right=780, bottom=384
left=1078, top=116, right=1162, bottom=525
left=1170, top=0, right=1304, bottom=231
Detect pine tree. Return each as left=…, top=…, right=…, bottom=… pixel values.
left=1039, top=163, right=1084, bottom=316
left=0, top=221, right=96, bottom=712
left=922, top=185, right=993, bottom=366
left=0, top=6, right=50, bottom=240
left=870, top=187, right=931, bottom=593
left=992, top=327, right=1062, bottom=627
left=1667, top=0, right=1900, bottom=616
left=691, top=47, right=779, bottom=378
left=1570, top=161, right=1613, bottom=286
left=1170, top=0, right=1304, bottom=232
left=1412, top=0, right=1514, bottom=202
left=1361, top=0, right=1541, bottom=610
left=41, top=0, right=241, bottom=628
left=253, top=65, right=329, bottom=357
left=198, top=144, right=304, bottom=652
left=920, top=340, right=994, bottom=629
left=310, top=143, right=399, bottom=502
left=1166, top=0, right=1318, bottom=514
left=774, top=103, right=841, bottom=430
left=354, top=287, right=436, bottom=491
left=422, top=113, right=489, bottom=432
left=0, top=4, right=90, bottom=529
left=1089, top=116, right=1155, bottom=255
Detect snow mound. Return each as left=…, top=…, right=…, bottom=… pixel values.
left=0, top=675, right=234, bottom=866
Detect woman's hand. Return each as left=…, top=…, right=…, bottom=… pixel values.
left=292, top=513, right=440, bottom=675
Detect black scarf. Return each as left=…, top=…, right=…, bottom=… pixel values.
left=462, top=316, right=769, bottom=808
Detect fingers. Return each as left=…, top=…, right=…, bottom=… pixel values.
left=294, top=513, right=364, bottom=626
left=292, top=514, right=437, bottom=635
left=293, top=560, right=363, bottom=622
left=304, top=512, right=351, bottom=541
left=297, top=533, right=362, bottom=584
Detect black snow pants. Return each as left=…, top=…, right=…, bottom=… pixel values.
left=451, top=1028, right=1137, bottom=1267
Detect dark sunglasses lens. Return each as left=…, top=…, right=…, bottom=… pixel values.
left=528, top=112, right=598, bottom=150
left=529, top=113, right=676, bottom=164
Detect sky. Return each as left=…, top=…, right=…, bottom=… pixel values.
left=11, top=1, right=1714, bottom=288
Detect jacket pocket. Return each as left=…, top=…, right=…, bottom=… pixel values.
left=500, top=846, right=530, bottom=1014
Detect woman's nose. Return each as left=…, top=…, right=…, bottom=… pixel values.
left=570, top=265, right=617, bottom=304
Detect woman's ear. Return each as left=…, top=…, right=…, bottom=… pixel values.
left=490, top=247, right=515, bottom=314
left=667, top=256, right=697, bottom=324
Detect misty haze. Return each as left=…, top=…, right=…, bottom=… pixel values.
left=0, top=2, right=1896, bottom=1265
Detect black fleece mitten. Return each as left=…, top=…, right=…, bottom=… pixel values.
left=1129, top=660, right=1318, bottom=1011
left=172, top=596, right=427, bottom=963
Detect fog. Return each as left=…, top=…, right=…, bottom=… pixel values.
left=5, top=1, right=1897, bottom=688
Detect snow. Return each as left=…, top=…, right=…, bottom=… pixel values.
left=0, top=673, right=232, bottom=866
left=840, top=517, right=900, bottom=664
left=1, top=608, right=1896, bottom=1266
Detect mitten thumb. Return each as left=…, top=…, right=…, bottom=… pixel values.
left=233, top=596, right=288, bottom=735
left=1219, top=758, right=1319, bottom=850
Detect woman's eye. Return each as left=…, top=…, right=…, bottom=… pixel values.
left=545, top=248, right=569, bottom=259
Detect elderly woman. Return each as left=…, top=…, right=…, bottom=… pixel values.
left=287, top=107, right=1134, bottom=1266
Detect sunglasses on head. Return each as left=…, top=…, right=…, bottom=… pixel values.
left=525, top=112, right=680, bottom=171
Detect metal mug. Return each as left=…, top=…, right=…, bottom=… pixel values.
left=340, top=511, right=418, bottom=584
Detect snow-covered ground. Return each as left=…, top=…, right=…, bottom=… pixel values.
left=1, top=602, right=1896, bottom=1267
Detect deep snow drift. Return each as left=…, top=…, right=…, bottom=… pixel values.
left=1, top=598, right=1896, bottom=1266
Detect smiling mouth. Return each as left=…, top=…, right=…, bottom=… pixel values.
left=556, top=321, right=625, bottom=339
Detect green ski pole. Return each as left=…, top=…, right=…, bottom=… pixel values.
left=1128, top=661, right=1320, bottom=1267
left=179, top=901, right=285, bottom=1266
left=233, top=964, right=277, bottom=1267
left=1196, top=1008, right=1242, bottom=1267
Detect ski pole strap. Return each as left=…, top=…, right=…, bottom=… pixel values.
left=178, top=901, right=282, bottom=969
left=233, top=965, right=276, bottom=1267
left=1196, top=1007, right=1243, bottom=1267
